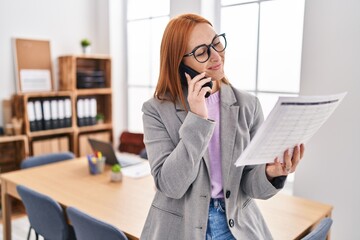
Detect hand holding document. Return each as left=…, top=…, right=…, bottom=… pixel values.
left=235, top=92, right=347, bottom=166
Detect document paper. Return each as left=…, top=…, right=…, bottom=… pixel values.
left=235, top=92, right=347, bottom=166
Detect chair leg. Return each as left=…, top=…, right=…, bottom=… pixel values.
left=35, top=232, right=39, bottom=240
left=27, top=226, right=32, bottom=240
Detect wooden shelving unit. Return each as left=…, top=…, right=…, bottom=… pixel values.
left=13, top=55, right=113, bottom=157
left=13, top=91, right=74, bottom=156
left=59, top=55, right=113, bottom=156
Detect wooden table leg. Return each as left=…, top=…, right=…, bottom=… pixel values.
left=1, top=180, right=12, bottom=240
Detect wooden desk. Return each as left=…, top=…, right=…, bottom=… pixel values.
left=1, top=159, right=332, bottom=240
left=257, top=193, right=332, bottom=239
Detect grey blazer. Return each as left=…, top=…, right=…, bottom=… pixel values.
left=141, top=83, right=284, bottom=240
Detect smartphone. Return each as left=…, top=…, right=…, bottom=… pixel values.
left=179, top=62, right=213, bottom=98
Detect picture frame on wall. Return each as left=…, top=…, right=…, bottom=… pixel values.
left=13, top=38, right=54, bottom=93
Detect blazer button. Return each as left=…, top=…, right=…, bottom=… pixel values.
left=225, top=190, right=231, bottom=199
left=229, top=219, right=234, bottom=228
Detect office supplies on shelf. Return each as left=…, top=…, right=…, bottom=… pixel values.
left=64, top=98, right=72, bottom=127
left=77, top=99, right=85, bottom=127
left=90, top=98, right=97, bottom=125
left=235, top=92, right=347, bottom=166
left=84, top=98, right=90, bottom=126
left=76, top=70, right=105, bottom=89
left=57, top=99, right=65, bottom=128
left=42, top=100, right=51, bottom=130
left=26, top=101, right=36, bottom=132
left=34, top=100, right=43, bottom=131
left=50, top=99, right=59, bottom=129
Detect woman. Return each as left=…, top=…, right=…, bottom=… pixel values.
left=141, top=13, right=304, bottom=240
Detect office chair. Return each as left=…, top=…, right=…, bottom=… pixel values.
left=19, top=152, right=75, bottom=239
left=301, top=217, right=333, bottom=240
left=17, top=185, right=76, bottom=240
left=67, top=206, right=128, bottom=240
left=20, top=152, right=75, bottom=169
left=118, top=131, right=145, bottom=155
left=139, top=148, right=147, bottom=159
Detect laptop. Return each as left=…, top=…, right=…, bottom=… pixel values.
left=88, top=138, right=143, bottom=167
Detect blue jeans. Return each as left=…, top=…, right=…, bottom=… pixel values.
left=206, top=198, right=236, bottom=240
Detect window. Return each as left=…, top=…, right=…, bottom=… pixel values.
left=127, top=0, right=170, bottom=132
left=221, top=0, right=305, bottom=191
left=221, top=0, right=305, bottom=117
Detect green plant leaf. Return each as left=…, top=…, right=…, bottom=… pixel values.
left=81, top=39, right=91, bottom=47
left=112, top=164, right=121, bottom=172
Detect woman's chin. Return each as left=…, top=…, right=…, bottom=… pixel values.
left=211, top=72, right=225, bottom=81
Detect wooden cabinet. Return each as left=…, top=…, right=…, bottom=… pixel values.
left=0, top=135, right=29, bottom=173
left=13, top=91, right=75, bottom=156
left=12, top=55, right=113, bottom=157
left=59, top=55, right=113, bottom=156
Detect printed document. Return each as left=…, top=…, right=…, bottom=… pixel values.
left=235, top=92, right=347, bottom=166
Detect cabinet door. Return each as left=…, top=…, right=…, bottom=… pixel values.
left=32, top=136, right=69, bottom=155
left=78, top=131, right=111, bottom=157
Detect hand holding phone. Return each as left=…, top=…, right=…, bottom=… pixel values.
left=179, top=62, right=213, bottom=98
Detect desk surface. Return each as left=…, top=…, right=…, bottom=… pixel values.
left=1, top=158, right=332, bottom=240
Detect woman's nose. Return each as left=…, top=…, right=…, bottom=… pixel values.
left=209, top=47, right=221, bottom=62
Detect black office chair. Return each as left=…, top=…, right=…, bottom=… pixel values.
left=301, top=217, right=333, bottom=240
left=67, top=206, right=128, bottom=240
left=17, top=185, right=76, bottom=240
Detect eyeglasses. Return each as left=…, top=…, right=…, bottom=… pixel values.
left=183, top=33, right=227, bottom=63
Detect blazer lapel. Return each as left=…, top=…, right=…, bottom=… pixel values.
left=220, top=84, right=239, bottom=185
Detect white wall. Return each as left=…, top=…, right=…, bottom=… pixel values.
left=294, top=0, right=360, bottom=239
left=0, top=0, right=109, bottom=126
left=108, top=0, right=127, bottom=149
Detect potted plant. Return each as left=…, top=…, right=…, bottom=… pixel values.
left=110, top=164, right=122, bottom=182
left=81, top=38, right=91, bottom=54
left=96, top=113, right=104, bottom=124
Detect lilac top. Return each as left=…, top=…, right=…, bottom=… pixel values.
left=206, top=91, right=223, bottom=198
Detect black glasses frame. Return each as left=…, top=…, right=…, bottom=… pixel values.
left=183, top=33, right=227, bottom=63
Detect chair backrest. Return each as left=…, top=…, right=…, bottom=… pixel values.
left=118, top=131, right=145, bottom=155
left=67, top=206, right=128, bottom=240
left=17, top=185, right=73, bottom=240
left=21, top=152, right=75, bottom=169
left=301, top=217, right=333, bottom=240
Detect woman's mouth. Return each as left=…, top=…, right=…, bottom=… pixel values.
left=208, top=64, right=222, bottom=70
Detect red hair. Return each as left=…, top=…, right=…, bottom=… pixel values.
left=154, top=14, right=212, bottom=109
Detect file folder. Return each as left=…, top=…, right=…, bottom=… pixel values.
left=77, top=99, right=85, bottom=127
left=58, top=99, right=65, bottom=128
left=42, top=100, right=52, bottom=130
left=64, top=98, right=72, bottom=127
left=90, top=98, right=97, bottom=125
left=84, top=98, right=90, bottom=126
left=50, top=99, right=59, bottom=129
left=34, top=100, right=43, bottom=130
left=27, top=101, right=37, bottom=131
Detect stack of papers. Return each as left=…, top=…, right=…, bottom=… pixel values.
left=121, top=162, right=151, bottom=178
left=235, top=92, right=347, bottom=166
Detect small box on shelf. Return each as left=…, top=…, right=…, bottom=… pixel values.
left=59, top=55, right=111, bottom=91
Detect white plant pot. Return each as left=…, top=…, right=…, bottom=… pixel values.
left=111, top=171, right=123, bottom=182
left=82, top=46, right=91, bottom=54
